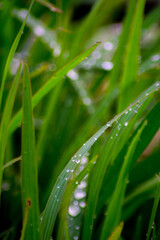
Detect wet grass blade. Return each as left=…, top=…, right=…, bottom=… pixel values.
left=146, top=175, right=160, bottom=240
left=100, top=120, right=147, bottom=240
left=21, top=64, right=40, bottom=239
left=82, top=82, right=160, bottom=240
left=118, top=0, right=146, bottom=112
left=9, top=42, right=101, bottom=135
left=40, top=82, right=160, bottom=240
left=0, top=0, right=34, bottom=110
left=0, top=62, right=22, bottom=195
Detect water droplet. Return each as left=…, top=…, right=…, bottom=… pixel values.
left=103, top=42, right=114, bottom=51
left=116, top=133, right=118, bottom=136
left=65, top=178, right=68, bottom=181
left=110, top=136, right=113, bottom=139
left=68, top=205, right=81, bottom=217
left=151, top=54, right=160, bottom=61
left=156, top=82, right=159, bottom=87
left=76, top=181, right=79, bottom=185
left=83, top=143, right=86, bottom=146
left=124, top=122, right=128, bottom=126
left=125, top=111, right=128, bottom=114
left=83, top=97, right=91, bottom=105
left=73, top=200, right=78, bottom=206
left=102, top=61, right=113, bottom=70
left=129, top=108, right=132, bottom=111
left=81, top=156, right=88, bottom=164
left=57, top=186, right=60, bottom=189
left=67, top=70, right=79, bottom=80
left=66, top=169, right=69, bottom=173
left=94, top=137, right=97, bottom=140
left=76, top=160, right=80, bottom=164
left=70, top=169, right=74, bottom=173
left=74, top=191, right=86, bottom=199
left=73, top=236, right=78, bottom=240
left=79, top=201, right=86, bottom=208
left=34, top=26, right=45, bottom=36
left=75, top=226, right=80, bottom=230
left=77, top=181, right=87, bottom=189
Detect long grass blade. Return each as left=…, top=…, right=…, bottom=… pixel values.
left=108, top=222, right=124, bottom=240
left=146, top=175, right=160, bottom=240
left=100, top=120, right=147, bottom=240
left=0, top=62, right=22, bottom=195
left=118, top=0, right=146, bottom=112
left=21, top=64, right=40, bottom=239
left=0, top=0, right=34, bottom=110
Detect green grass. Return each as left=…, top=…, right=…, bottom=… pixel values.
left=0, top=0, right=160, bottom=239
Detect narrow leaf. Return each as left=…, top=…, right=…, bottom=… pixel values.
left=118, top=0, right=146, bottom=112
left=108, top=222, right=124, bottom=240
left=0, top=62, right=22, bottom=194
left=100, top=120, right=147, bottom=240
left=0, top=0, right=34, bottom=110
left=21, top=64, right=40, bottom=239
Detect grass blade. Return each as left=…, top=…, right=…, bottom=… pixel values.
left=40, top=82, right=160, bottom=240
left=82, top=82, right=160, bottom=240
left=35, top=0, right=62, bottom=13
left=21, top=64, right=40, bottom=239
left=8, top=42, right=101, bottom=135
left=0, top=62, right=22, bottom=195
left=146, top=175, right=160, bottom=240
left=0, top=0, right=34, bottom=110
left=118, top=0, right=146, bottom=112
left=100, top=120, right=147, bottom=240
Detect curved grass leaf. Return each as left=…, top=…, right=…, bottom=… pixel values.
left=40, top=82, right=160, bottom=240
left=100, top=120, right=147, bottom=240
left=0, top=62, right=22, bottom=195
left=0, top=0, right=34, bottom=110
left=21, top=64, right=40, bottom=239
left=9, top=42, right=101, bottom=135
left=118, top=0, right=146, bottom=112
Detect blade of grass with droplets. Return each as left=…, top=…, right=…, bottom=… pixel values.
left=21, top=64, right=40, bottom=239
left=146, top=175, right=160, bottom=240
left=40, top=82, right=159, bottom=240
left=0, top=62, right=22, bottom=194
left=97, top=100, right=160, bottom=216
left=100, top=120, right=146, bottom=240
left=118, top=0, right=146, bottom=112
left=108, top=222, right=124, bottom=240
left=9, top=42, right=101, bottom=136
left=82, top=82, right=160, bottom=240
left=0, top=0, right=34, bottom=110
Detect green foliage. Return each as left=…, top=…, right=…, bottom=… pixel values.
left=0, top=0, right=160, bottom=240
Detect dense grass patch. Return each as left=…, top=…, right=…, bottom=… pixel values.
left=0, top=0, right=160, bottom=239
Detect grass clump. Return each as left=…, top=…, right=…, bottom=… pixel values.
left=0, top=0, right=160, bottom=239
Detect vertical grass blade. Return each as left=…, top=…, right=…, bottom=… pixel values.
left=118, top=0, right=146, bottom=112
left=146, top=175, right=160, bottom=240
left=0, top=62, right=22, bottom=195
left=0, top=0, right=34, bottom=110
left=21, top=64, right=40, bottom=239
left=100, top=120, right=147, bottom=240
